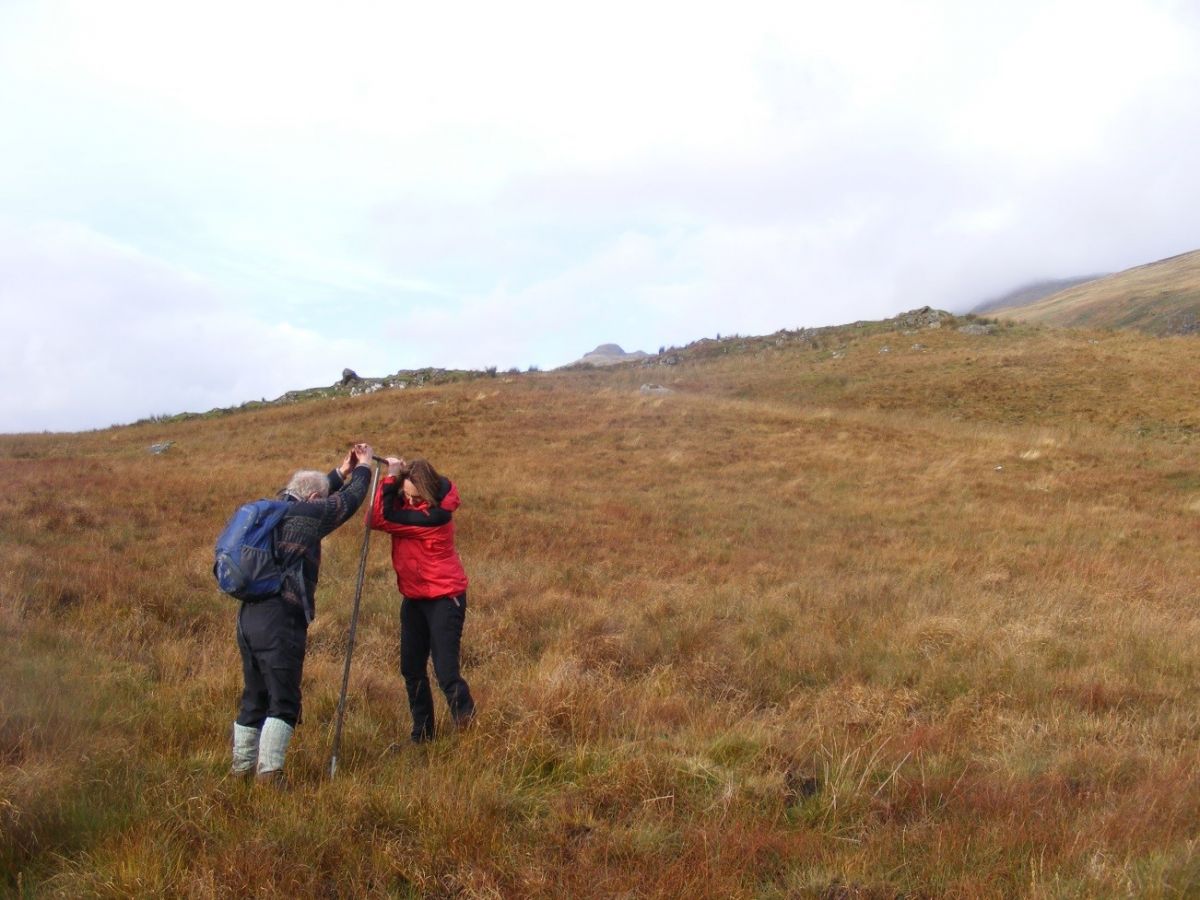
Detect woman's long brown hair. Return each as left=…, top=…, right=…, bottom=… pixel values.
left=399, top=458, right=442, bottom=507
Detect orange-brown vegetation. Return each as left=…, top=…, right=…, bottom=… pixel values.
left=3, top=316, right=1200, bottom=897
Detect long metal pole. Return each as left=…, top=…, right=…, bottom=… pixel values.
left=329, top=461, right=382, bottom=779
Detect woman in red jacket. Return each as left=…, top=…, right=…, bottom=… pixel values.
left=369, top=457, right=475, bottom=742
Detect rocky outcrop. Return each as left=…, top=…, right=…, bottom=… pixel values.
left=893, top=307, right=946, bottom=330
left=572, top=344, right=651, bottom=367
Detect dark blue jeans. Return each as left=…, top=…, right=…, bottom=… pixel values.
left=236, top=595, right=307, bottom=728
left=400, top=593, right=474, bottom=741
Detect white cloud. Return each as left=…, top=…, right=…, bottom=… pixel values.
left=0, top=220, right=385, bottom=431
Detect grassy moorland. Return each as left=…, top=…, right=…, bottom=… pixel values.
left=991, top=249, right=1200, bottom=335
left=3, top=314, right=1200, bottom=898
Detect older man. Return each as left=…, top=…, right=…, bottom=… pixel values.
left=231, top=442, right=374, bottom=784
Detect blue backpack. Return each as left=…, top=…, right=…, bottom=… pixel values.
left=213, top=500, right=293, bottom=600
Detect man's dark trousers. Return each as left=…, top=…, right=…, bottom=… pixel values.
left=400, top=593, right=474, bottom=741
left=236, top=595, right=307, bottom=728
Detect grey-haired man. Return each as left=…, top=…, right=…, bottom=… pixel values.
left=231, top=442, right=374, bottom=784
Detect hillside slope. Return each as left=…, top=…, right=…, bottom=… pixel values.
left=990, top=249, right=1200, bottom=335
left=971, top=275, right=1102, bottom=315
left=3, top=312, right=1200, bottom=896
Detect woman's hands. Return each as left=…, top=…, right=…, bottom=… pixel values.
left=386, top=456, right=407, bottom=478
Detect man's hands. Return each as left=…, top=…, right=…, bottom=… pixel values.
left=338, top=450, right=355, bottom=480
left=339, top=442, right=376, bottom=479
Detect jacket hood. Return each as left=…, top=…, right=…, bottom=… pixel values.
left=404, top=477, right=460, bottom=513
left=438, top=481, right=461, bottom=512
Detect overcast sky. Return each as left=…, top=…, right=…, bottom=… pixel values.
left=2, top=0, right=1198, bottom=432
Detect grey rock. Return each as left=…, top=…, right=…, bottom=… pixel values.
left=573, top=344, right=651, bottom=367
left=149, top=440, right=174, bottom=455
left=893, top=307, right=947, bottom=330
left=958, top=323, right=996, bottom=336
left=640, top=383, right=673, bottom=395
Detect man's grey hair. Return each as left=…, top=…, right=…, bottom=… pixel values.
left=285, top=470, right=329, bottom=501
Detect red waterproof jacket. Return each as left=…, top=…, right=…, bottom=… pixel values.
left=369, top=476, right=468, bottom=599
